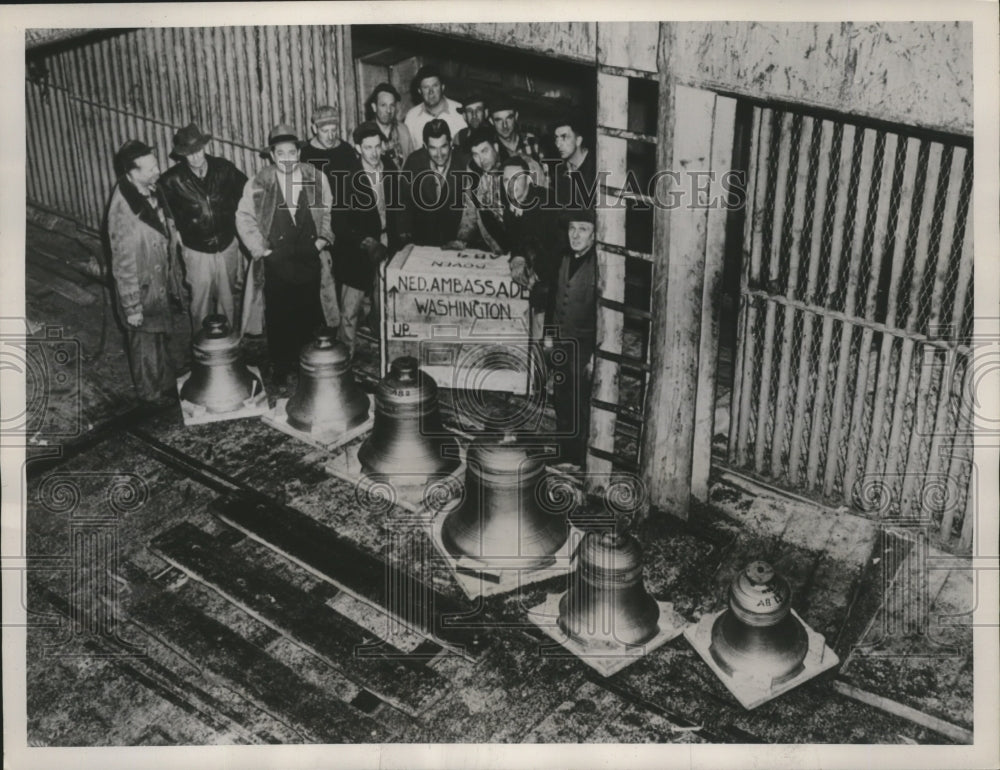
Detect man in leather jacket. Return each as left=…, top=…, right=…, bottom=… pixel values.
left=159, top=122, right=248, bottom=330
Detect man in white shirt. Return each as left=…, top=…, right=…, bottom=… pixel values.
left=403, top=65, right=467, bottom=147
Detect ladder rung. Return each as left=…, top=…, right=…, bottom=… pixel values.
left=596, top=63, right=658, bottom=82
left=601, top=185, right=656, bottom=207
left=598, top=297, right=651, bottom=321
left=587, top=445, right=640, bottom=473
left=591, top=398, right=643, bottom=425
left=597, top=126, right=657, bottom=144
left=598, top=243, right=654, bottom=262
left=595, top=349, right=650, bottom=373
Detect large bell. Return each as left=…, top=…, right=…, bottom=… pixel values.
left=709, top=560, right=809, bottom=686
left=557, top=528, right=660, bottom=648
left=441, top=435, right=568, bottom=569
left=180, top=314, right=261, bottom=413
left=285, top=327, right=369, bottom=434
left=357, top=356, right=460, bottom=483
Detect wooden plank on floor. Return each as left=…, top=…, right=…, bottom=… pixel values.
left=119, top=562, right=390, bottom=743
left=26, top=261, right=99, bottom=305
left=210, top=492, right=487, bottom=657
left=150, top=521, right=452, bottom=717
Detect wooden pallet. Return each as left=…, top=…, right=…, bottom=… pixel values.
left=176, top=366, right=268, bottom=426
left=261, top=394, right=375, bottom=454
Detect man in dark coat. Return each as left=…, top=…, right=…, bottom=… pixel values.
left=235, top=124, right=334, bottom=385
left=550, top=113, right=598, bottom=211
left=402, top=118, right=470, bottom=247
left=107, top=139, right=186, bottom=404
left=547, top=206, right=597, bottom=467
left=159, top=122, right=247, bottom=330
left=333, top=121, right=408, bottom=354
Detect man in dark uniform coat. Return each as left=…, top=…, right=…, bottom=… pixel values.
left=547, top=206, right=597, bottom=467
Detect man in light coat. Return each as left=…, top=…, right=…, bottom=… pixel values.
left=236, top=124, right=335, bottom=386
left=107, top=139, right=186, bottom=403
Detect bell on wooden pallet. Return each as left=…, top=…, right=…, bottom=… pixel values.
left=557, top=527, right=660, bottom=648
left=180, top=314, right=261, bottom=413
left=285, top=327, right=369, bottom=434
left=357, top=356, right=459, bottom=483
left=709, top=560, right=809, bottom=687
left=441, top=435, right=568, bottom=570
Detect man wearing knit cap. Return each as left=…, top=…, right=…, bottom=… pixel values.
left=236, top=124, right=335, bottom=388
left=107, top=139, right=186, bottom=403
left=547, top=205, right=597, bottom=467
left=300, top=104, right=358, bottom=330
left=159, top=122, right=248, bottom=330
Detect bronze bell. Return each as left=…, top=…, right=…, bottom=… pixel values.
left=286, top=327, right=369, bottom=434
left=709, top=560, right=809, bottom=686
left=357, top=356, right=459, bottom=483
left=558, top=528, right=660, bottom=648
left=441, top=436, right=568, bottom=569
left=181, top=314, right=261, bottom=413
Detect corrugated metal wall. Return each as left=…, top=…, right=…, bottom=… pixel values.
left=25, top=26, right=355, bottom=232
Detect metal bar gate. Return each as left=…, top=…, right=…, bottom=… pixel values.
left=726, top=104, right=974, bottom=550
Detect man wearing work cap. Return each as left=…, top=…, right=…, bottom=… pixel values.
left=547, top=205, right=597, bottom=467
left=236, top=124, right=334, bottom=388
left=107, top=139, right=186, bottom=404
left=159, top=122, right=248, bottom=331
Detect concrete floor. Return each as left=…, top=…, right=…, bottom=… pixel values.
left=19, top=213, right=974, bottom=746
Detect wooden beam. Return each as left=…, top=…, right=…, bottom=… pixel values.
left=641, top=21, right=738, bottom=518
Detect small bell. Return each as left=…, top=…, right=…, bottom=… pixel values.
left=441, top=435, right=568, bottom=570
left=709, top=560, right=809, bottom=687
left=181, top=314, right=261, bottom=413
left=286, top=328, right=369, bottom=434
left=357, top=356, right=459, bottom=483
left=557, top=528, right=660, bottom=648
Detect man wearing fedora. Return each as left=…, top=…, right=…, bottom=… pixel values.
left=236, top=124, right=335, bottom=387
left=159, top=122, right=247, bottom=331
left=107, top=139, right=186, bottom=404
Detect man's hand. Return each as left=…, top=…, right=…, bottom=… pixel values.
left=126, top=311, right=144, bottom=327
left=255, top=249, right=273, bottom=260
left=442, top=240, right=465, bottom=251
left=314, top=237, right=330, bottom=253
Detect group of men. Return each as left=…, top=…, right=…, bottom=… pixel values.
left=107, top=64, right=598, bottom=464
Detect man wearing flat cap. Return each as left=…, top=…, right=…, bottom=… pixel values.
left=547, top=205, right=597, bottom=467
left=235, top=124, right=334, bottom=387
left=107, top=139, right=186, bottom=404
left=159, top=122, right=247, bottom=331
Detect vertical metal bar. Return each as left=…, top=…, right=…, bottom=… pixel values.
left=288, top=27, right=305, bottom=136
left=753, top=110, right=794, bottom=475
left=946, top=353, right=974, bottom=546
left=64, top=48, right=101, bottom=228
left=769, top=115, right=812, bottom=478
left=245, top=27, right=265, bottom=169
left=84, top=43, right=116, bottom=216
left=822, top=127, right=876, bottom=497
left=842, top=132, right=907, bottom=507
left=130, top=30, right=152, bottom=122
left=734, top=106, right=771, bottom=467
left=854, top=139, right=924, bottom=492
left=899, top=142, right=954, bottom=519
left=228, top=26, right=251, bottom=164
left=788, top=118, right=833, bottom=484
left=168, top=28, right=188, bottom=125
left=265, top=26, right=282, bottom=125
left=727, top=105, right=761, bottom=463
left=936, top=196, right=973, bottom=541
left=881, top=140, right=939, bottom=500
